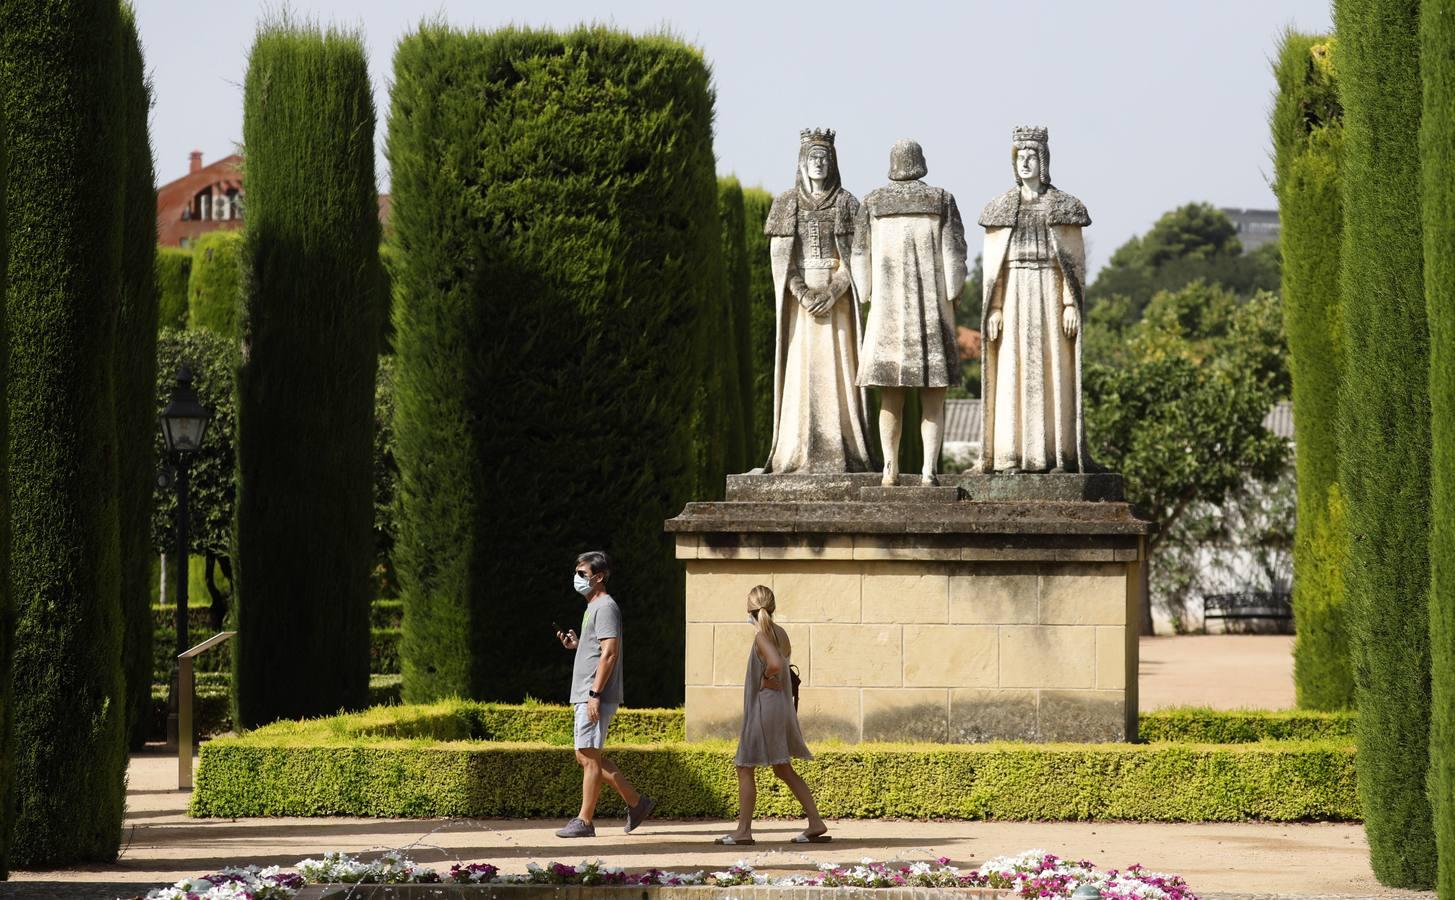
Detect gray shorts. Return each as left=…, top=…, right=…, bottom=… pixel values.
left=573, top=701, right=618, bottom=750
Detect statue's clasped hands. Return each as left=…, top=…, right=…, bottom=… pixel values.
left=800, top=288, right=837, bottom=319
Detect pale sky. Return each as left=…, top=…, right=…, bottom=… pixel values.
left=135, top=0, right=1333, bottom=273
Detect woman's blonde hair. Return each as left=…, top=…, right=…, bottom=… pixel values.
left=747, top=584, right=791, bottom=659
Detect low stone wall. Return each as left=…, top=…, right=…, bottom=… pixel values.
left=294, top=886, right=1011, bottom=899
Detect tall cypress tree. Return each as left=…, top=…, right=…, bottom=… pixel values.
left=0, top=0, right=128, bottom=866
left=118, top=5, right=159, bottom=750
left=0, top=76, right=11, bottom=884
left=1334, top=0, right=1436, bottom=886
left=743, top=186, right=775, bottom=464
left=1271, top=32, right=1353, bottom=711
left=389, top=26, right=716, bottom=706
left=234, top=24, right=378, bottom=726
left=718, top=176, right=753, bottom=474
left=1421, top=0, right=1455, bottom=894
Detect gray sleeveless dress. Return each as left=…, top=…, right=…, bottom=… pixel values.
left=733, top=634, right=812, bottom=767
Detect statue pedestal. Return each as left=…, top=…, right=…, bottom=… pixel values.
left=665, top=472, right=1153, bottom=744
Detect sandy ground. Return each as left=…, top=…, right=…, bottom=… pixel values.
left=11, top=635, right=1419, bottom=898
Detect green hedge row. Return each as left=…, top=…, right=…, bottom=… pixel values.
left=149, top=674, right=403, bottom=741
left=156, top=246, right=192, bottom=331
left=187, top=230, right=242, bottom=336
left=1138, top=707, right=1356, bottom=743
left=1335, top=0, right=1436, bottom=886
left=1421, top=3, right=1455, bottom=894
left=1271, top=32, right=1353, bottom=712
left=388, top=26, right=716, bottom=706
left=1, top=0, right=131, bottom=867
left=192, top=733, right=1357, bottom=822
left=234, top=24, right=380, bottom=727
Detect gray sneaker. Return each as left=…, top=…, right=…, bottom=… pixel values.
left=624, top=795, right=655, bottom=833
left=555, top=817, right=595, bottom=838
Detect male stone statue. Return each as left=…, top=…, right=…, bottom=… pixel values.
left=762, top=128, right=874, bottom=474
left=978, top=126, right=1092, bottom=473
left=853, top=139, right=968, bottom=486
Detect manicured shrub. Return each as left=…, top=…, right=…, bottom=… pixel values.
left=0, top=0, right=129, bottom=866
left=1271, top=33, right=1352, bottom=712
left=743, top=186, right=775, bottom=465
left=187, top=230, right=243, bottom=336
left=192, top=721, right=1358, bottom=822
left=156, top=246, right=192, bottom=331
left=234, top=24, right=380, bottom=727
left=118, top=7, right=159, bottom=751
left=1334, top=0, right=1435, bottom=886
left=1138, top=707, right=1356, bottom=743
left=387, top=26, right=717, bottom=706
left=0, top=72, right=10, bottom=884
left=1421, top=3, right=1455, bottom=895
left=718, top=176, right=753, bottom=474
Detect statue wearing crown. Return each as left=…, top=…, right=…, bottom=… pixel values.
left=978, top=126, right=1093, bottom=474
left=761, top=128, right=874, bottom=473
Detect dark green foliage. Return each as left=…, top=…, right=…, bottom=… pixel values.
left=152, top=329, right=237, bottom=558
left=156, top=246, right=192, bottom=331
left=1139, top=707, right=1357, bottom=743
left=388, top=26, right=717, bottom=706
left=1088, top=203, right=1281, bottom=325
left=743, top=186, right=775, bottom=464
left=373, top=355, right=398, bottom=597
left=235, top=24, right=380, bottom=727
left=377, top=242, right=398, bottom=353
left=1421, top=3, right=1455, bottom=894
left=0, top=69, right=10, bottom=884
left=1, top=0, right=128, bottom=866
left=1335, top=0, right=1435, bottom=886
left=192, top=708, right=1358, bottom=821
left=718, top=176, right=754, bottom=474
left=187, top=230, right=242, bottom=336
left=1272, top=32, right=1352, bottom=712
left=147, top=673, right=402, bottom=742
left=118, top=7, right=159, bottom=751
left=1085, top=283, right=1288, bottom=557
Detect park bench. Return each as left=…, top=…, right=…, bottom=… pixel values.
left=1203, top=590, right=1293, bottom=624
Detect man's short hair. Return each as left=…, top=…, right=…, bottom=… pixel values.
left=576, top=550, right=612, bottom=582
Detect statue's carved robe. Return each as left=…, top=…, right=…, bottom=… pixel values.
left=852, top=181, right=968, bottom=388
left=977, top=186, right=1091, bottom=473
left=762, top=188, right=874, bottom=473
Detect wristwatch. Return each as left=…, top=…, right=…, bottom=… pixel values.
left=588, top=689, right=600, bottom=698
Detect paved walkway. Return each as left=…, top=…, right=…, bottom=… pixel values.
left=9, top=636, right=1412, bottom=899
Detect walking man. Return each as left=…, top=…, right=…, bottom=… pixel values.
left=555, top=551, right=655, bottom=838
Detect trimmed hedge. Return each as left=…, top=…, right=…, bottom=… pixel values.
left=192, top=730, right=1357, bottom=822
left=1271, top=33, right=1352, bottom=712
left=0, top=66, right=10, bottom=883
left=118, top=6, right=160, bottom=751
left=1138, top=707, right=1356, bottom=743
left=718, top=176, right=753, bottom=475
left=149, top=674, right=403, bottom=741
left=387, top=26, right=717, bottom=706
left=187, top=230, right=242, bottom=336
left=742, top=186, right=775, bottom=465
left=156, top=246, right=191, bottom=331
left=234, top=25, right=380, bottom=727
left=1, top=0, right=129, bottom=866
left=1334, top=0, right=1436, bottom=886
left=1421, top=3, right=1455, bottom=895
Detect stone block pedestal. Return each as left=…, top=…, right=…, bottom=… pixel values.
left=665, top=472, right=1153, bottom=744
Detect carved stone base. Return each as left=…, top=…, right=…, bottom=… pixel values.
left=668, top=477, right=1153, bottom=745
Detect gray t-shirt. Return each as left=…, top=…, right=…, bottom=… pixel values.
left=570, top=595, right=624, bottom=704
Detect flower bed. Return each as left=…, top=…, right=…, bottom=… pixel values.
left=135, top=850, right=1195, bottom=900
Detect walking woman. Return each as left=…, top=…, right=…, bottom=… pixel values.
left=715, top=585, right=830, bottom=845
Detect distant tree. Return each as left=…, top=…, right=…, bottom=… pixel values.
left=1085, top=283, right=1289, bottom=634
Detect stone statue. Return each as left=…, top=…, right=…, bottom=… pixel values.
left=852, top=139, right=968, bottom=486
left=762, top=128, right=875, bottom=474
left=977, top=126, right=1092, bottom=473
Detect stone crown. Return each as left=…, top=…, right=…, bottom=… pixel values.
left=1013, top=125, right=1049, bottom=143
left=800, top=127, right=836, bottom=146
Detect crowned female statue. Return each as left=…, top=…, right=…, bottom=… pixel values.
left=761, top=128, right=874, bottom=474
left=978, top=126, right=1092, bottom=473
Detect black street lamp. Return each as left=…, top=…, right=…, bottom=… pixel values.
left=159, top=365, right=211, bottom=747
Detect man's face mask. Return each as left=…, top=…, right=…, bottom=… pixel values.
left=574, top=573, right=593, bottom=596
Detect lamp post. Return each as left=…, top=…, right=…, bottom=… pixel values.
left=159, top=365, right=211, bottom=747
